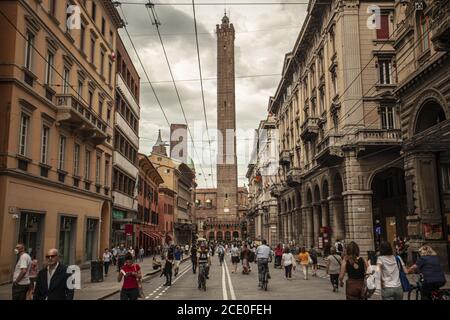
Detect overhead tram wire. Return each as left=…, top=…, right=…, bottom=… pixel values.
left=192, top=0, right=215, bottom=187
left=118, top=1, right=314, bottom=6
left=144, top=1, right=210, bottom=186
left=116, top=2, right=209, bottom=186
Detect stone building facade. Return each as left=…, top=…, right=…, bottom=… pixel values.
left=246, top=116, right=279, bottom=246
left=111, top=35, right=140, bottom=247
left=392, top=0, right=450, bottom=268
left=269, top=0, right=406, bottom=256
left=0, top=0, right=122, bottom=282
left=260, top=0, right=450, bottom=269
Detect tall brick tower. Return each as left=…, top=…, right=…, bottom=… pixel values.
left=216, top=13, right=238, bottom=219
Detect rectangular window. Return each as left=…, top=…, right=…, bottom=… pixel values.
left=91, top=2, right=96, bottom=21
left=41, top=126, right=50, bottom=164
left=376, top=14, right=390, bottom=39
left=25, top=32, right=34, bottom=70
left=380, top=106, right=395, bottom=129
left=80, top=24, right=86, bottom=52
left=109, top=30, right=113, bottom=46
left=108, top=62, right=112, bottom=84
left=77, top=80, right=83, bottom=98
left=90, top=38, right=95, bottom=64
left=95, top=155, right=101, bottom=184
left=378, top=59, right=393, bottom=85
left=105, top=159, right=110, bottom=187
left=45, top=51, right=54, bottom=85
left=63, top=68, right=70, bottom=94
left=331, top=69, right=338, bottom=96
left=442, top=165, right=450, bottom=191
left=100, top=49, right=105, bottom=76
left=19, top=113, right=30, bottom=156
left=101, top=17, right=106, bottom=35
left=58, top=135, right=66, bottom=170
left=88, top=90, right=93, bottom=108
left=107, top=108, right=111, bottom=124
left=98, top=98, right=103, bottom=119
left=74, top=143, right=80, bottom=176
left=49, top=0, right=57, bottom=16
left=420, top=15, right=430, bottom=51
left=85, top=150, right=91, bottom=180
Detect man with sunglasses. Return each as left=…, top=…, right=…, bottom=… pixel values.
left=34, top=249, right=74, bottom=300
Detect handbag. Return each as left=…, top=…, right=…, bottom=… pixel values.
left=308, top=255, right=313, bottom=265
left=395, top=256, right=411, bottom=292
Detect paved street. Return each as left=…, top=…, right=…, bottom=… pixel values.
left=107, top=254, right=347, bottom=300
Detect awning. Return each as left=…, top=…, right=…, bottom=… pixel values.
left=141, top=231, right=163, bottom=242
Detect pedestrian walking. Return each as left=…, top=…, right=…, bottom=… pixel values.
left=230, top=244, right=240, bottom=273
left=325, top=247, right=342, bottom=292
left=281, top=247, right=296, bottom=279
left=309, top=246, right=318, bottom=276
left=174, top=245, right=183, bottom=277
left=376, top=241, right=407, bottom=300
left=139, top=247, right=145, bottom=263
left=33, top=249, right=74, bottom=300
left=118, top=253, right=142, bottom=300
left=339, top=241, right=369, bottom=300
left=117, top=244, right=127, bottom=271
left=26, top=255, right=38, bottom=300
left=191, top=244, right=198, bottom=274
left=335, top=239, right=344, bottom=256
left=162, top=252, right=174, bottom=286
left=274, top=244, right=283, bottom=269
left=241, top=244, right=251, bottom=274
left=112, top=246, right=118, bottom=266
left=298, top=247, right=310, bottom=280
left=12, top=243, right=32, bottom=300
left=103, top=248, right=112, bottom=277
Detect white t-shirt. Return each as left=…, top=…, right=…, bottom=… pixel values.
left=103, top=252, right=111, bottom=262
left=377, top=255, right=404, bottom=288
left=13, top=253, right=32, bottom=285
left=325, top=254, right=342, bottom=274
left=282, top=253, right=295, bottom=266
left=231, top=247, right=239, bottom=257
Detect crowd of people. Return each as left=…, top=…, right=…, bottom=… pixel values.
left=9, top=236, right=448, bottom=301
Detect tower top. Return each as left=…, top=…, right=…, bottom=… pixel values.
left=221, top=12, right=229, bottom=25
left=152, top=130, right=167, bottom=156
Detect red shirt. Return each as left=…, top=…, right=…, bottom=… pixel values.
left=121, top=264, right=140, bottom=289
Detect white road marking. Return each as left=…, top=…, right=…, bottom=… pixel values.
left=152, top=265, right=191, bottom=300
left=223, top=258, right=236, bottom=300
left=222, top=263, right=228, bottom=300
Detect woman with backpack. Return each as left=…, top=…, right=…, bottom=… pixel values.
left=339, top=241, right=369, bottom=300
left=309, top=246, right=318, bottom=277
left=376, top=241, right=408, bottom=300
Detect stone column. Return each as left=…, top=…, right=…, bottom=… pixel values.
left=302, top=206, right=313, bottom=248
left=328, top=196, right=344, bottom=243
left=321, top=200, right=329, bottom=227
left=343, top=190, right=375, bottom=255
left=313, top=203, right=321, bottom=248
left=288, top=212, right=292, bottom=242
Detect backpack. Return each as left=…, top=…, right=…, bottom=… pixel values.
left=337, top=242, right=343, bottom=252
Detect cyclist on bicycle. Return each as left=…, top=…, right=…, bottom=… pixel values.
left=197, top=242, right=211, bottom=289
left=256, top=240, right=272, bottom=288
left=407, top=245, right=446, bottom=300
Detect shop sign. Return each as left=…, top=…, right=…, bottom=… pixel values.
left=125, top=224, right=133, bottom=235
left=113, top=210, right=125, bottom=220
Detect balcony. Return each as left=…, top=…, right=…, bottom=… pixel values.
left=316, top=134, right=344, bottom=163
left=117, top=73, right=140, bottom=116
left=279, top=150, right=291, bottom=165
left=353, top=129, right=402, bottom=146
left=300, top=117, right=320, bottom=141
left=430, top=0, right=450, bottom=51
left=286, top=168, right=301, bottom=187
left=55, top=94, right=108, bottom=145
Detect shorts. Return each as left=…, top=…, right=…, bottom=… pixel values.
left=175, top=260, right=181, bottom=268
left=231, top=256, right=239, bottom=264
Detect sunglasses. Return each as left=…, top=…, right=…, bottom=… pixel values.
left=46, top=255, right=58, bottom=259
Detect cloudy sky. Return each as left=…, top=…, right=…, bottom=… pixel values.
left=116, top=0, right=307, bottom=188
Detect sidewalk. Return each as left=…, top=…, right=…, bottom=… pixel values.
left=0, top=256, right=191, bottom=300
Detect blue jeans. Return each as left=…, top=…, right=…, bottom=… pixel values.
left=257, top=259, right=269, bottom=284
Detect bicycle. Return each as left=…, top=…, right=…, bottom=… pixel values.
left=408, top=274, right=450, bottom=300
left=198, top=264, right=207, bottom=291
left=258, top=259, right=269, bottom=291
